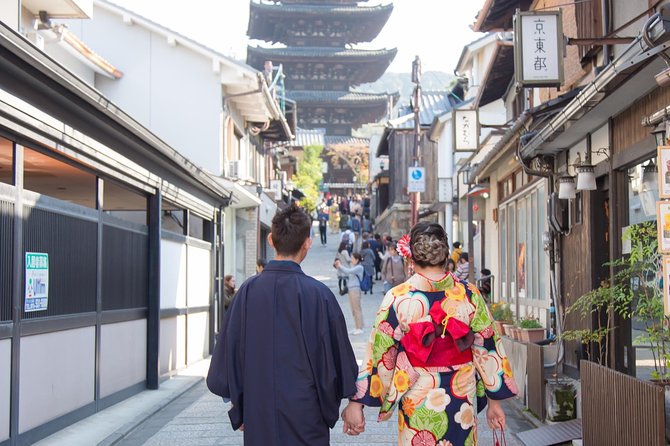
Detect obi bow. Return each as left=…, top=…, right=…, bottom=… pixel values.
left=400, top=300, right=474, bottom=367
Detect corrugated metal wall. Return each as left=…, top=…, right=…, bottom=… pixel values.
left=102, top=225, right=148, bottom=311
left=0, top=199, right=12, bottom=322
left=21, top=207, right=97, bottom=319
left=581, top=360, right=665, bottom=445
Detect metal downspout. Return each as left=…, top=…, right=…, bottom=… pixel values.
left=516, top=136, right=565, bottom=369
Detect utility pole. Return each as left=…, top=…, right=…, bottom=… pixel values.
left=411, top=56, right=421, bottom=227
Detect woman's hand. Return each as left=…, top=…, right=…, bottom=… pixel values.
left=341, top=401, right=365, bottom=435
left=486, top=398, right=506, bottom=430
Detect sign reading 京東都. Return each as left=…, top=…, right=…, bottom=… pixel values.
left=454, top=110, right=479, bottom=151
left=407, top=167, right=426, bottom=193
left=514, top=10, right=564, bottom=87
left=25, top=252, right=49, bottom=312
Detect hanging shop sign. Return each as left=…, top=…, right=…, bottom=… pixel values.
left=658, top=146, right=670, bottom=198
left=514, top=10, right=564, bottom=87
left=658, top=201, right=670, bottom=254
left=25, top=252, right=49, bottom=312
left=664, top=256, right=670, bottom=315
left=453, top=109, right=479, bottom=151
left=407, top=167, right=426, bottom=193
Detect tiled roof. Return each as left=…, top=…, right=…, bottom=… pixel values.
left=247, top=46, right=397, bottom=60
left=294, top=128, right=325, bottom=147
left=250, top=2, right=392, bottom=16
left=391, top=90, right=461, bottom=129
left=287, top=90, right=392, bottom=104
left=325, top=136, right=369, bottom=146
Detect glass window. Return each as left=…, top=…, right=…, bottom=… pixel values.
left=508, top=202, right=516, bottom=304
left=517, top=201, right=526, bottom=299
left=538, top=184, right=547, bottom=299
left=531, top=191, right=539, bottom=300
left=162, top=201, right=185, bottom=235
left=498, top=207, right=509, bottom=300
left=103, top=180, right=147, bottom=226
left=628, top=158, right=658, bottom=225
left=24, top=146, right=96, bottom=208
left=0, top=137, right=13, bottom=185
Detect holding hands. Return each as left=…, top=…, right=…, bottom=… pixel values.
left=341, top=401, right=365, bottom=436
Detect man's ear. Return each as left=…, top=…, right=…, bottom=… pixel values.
left=267, top=233, right=275, bottom=249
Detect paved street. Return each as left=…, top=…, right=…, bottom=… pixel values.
left=118, top=227, right=533, bottom=445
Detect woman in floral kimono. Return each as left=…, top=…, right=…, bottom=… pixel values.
left=341, top=222, right=517, bottom=446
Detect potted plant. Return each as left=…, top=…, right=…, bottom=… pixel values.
left=518, top=316, right=545, bottom=343
left=490, top=302, right=513, bottom=336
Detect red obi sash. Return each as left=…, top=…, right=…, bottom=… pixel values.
left=400, top=300, right=474, bottom=367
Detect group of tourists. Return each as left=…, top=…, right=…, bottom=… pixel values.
left=208, top=204, right=516, bottom=446
left=315, top=192, right=372, bottom=247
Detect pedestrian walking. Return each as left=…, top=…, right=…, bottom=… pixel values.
left=334, top=252, right=365, bottom=335
left=336, top=241, right=351, bottom=295
left=455, top=252, right=470, bottom=280
left=381, top=244, right=405, bottom=293
left=223, top=275, right=236, bottom=310
left=340, top=222, right=517, bottom=445
left=360, top=241, right=376, bottom=294
left=207, top=205, right=358, bottom=446
left=451, top=241, right=462, bottom=264
left=318, top=213, right=328, bottom=245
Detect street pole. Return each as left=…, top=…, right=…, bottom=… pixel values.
left=411, top=56, right=421, bottom=227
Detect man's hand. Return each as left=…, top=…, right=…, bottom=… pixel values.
left=341, top=401, right=365, bottom=435
left=486, top=398, right=506, bottom=430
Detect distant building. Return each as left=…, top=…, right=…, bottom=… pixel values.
left=247, top=0, right=397, bottom=196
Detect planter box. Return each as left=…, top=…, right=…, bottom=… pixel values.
left=520, top=327, right=545, bottom=343
left=508, top=326, right=522, bottom=341
left=494, top=320, right=513, bottom=336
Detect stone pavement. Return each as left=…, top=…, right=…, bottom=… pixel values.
left=115, top=227, right=534, bottom=445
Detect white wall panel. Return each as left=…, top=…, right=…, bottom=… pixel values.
left=187, top=245, right=211, bottom=308
left=161, top=239, right=186, bottom=309
left=0, top=339, right=10, bottom=442
left=100, top=320, right=147, bottom=398
left=19, top=327, right=95, bottom=433
left=159, top=316, right=178, bottom=376
left=186, top=312, right=209, bottom=365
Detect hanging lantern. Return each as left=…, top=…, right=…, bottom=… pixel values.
left=558, top=175, right=576, bottom=199
left=576, top=164, right=596, bottom=191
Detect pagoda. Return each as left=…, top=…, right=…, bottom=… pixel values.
left=247, top=0, right=397, bottom=191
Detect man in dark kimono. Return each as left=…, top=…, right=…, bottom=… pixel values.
left=207, top=204, right=359, bottom=446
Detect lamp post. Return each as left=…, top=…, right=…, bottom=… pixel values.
left=411, top=56, right=422, bottom=227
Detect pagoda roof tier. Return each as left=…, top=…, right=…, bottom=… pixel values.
left=269, top=1, right=371, bottom=4
left=247, top=46, right=397, bottom=87
left=248, top=2, right=393, bottom=46
left=287, top=90, right=397, bottom=134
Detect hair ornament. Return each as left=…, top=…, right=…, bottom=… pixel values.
left=397, top=234, right=412, bottom=259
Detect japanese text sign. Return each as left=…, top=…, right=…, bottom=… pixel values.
left=453, top=109, right=479, bottom=151
left=514, top=11, right=564, bottom=87
left=25, top=252, right=49, bottom=312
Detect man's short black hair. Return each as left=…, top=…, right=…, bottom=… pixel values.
left=453, top=241, right=461, bottom=249
left=271, top=205, right=311, bottom=256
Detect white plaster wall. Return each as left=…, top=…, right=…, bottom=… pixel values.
left=187, top=245, right=211, bottom=308
left=69, top=6, right=223, bottom=173
left=186, top=312, right=209, bottom=365
left=100, top=320, right=147, bottom=398
left=19, top=327, right=95, bottom=433
left=176, top=315, right=186, bottom=368
left=0, top=339, right=10, bottom=442
left=41, top=40, right=96, bottom=85
left=0, top=2, right=19, bottom=31
left=161, top=239, right=187, bottom=309
left=159, top=316, right=178, bottom=376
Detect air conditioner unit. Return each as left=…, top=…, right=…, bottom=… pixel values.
left=228, top=160, right=240, bottom=178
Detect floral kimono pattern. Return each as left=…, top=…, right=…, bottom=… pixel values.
left=352, top=273, right=517, bottom=446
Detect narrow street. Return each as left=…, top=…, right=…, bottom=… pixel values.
left=117, top=227, right=534, bottom=445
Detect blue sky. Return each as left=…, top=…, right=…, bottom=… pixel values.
left=111, top=0, right=485, bottom=73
